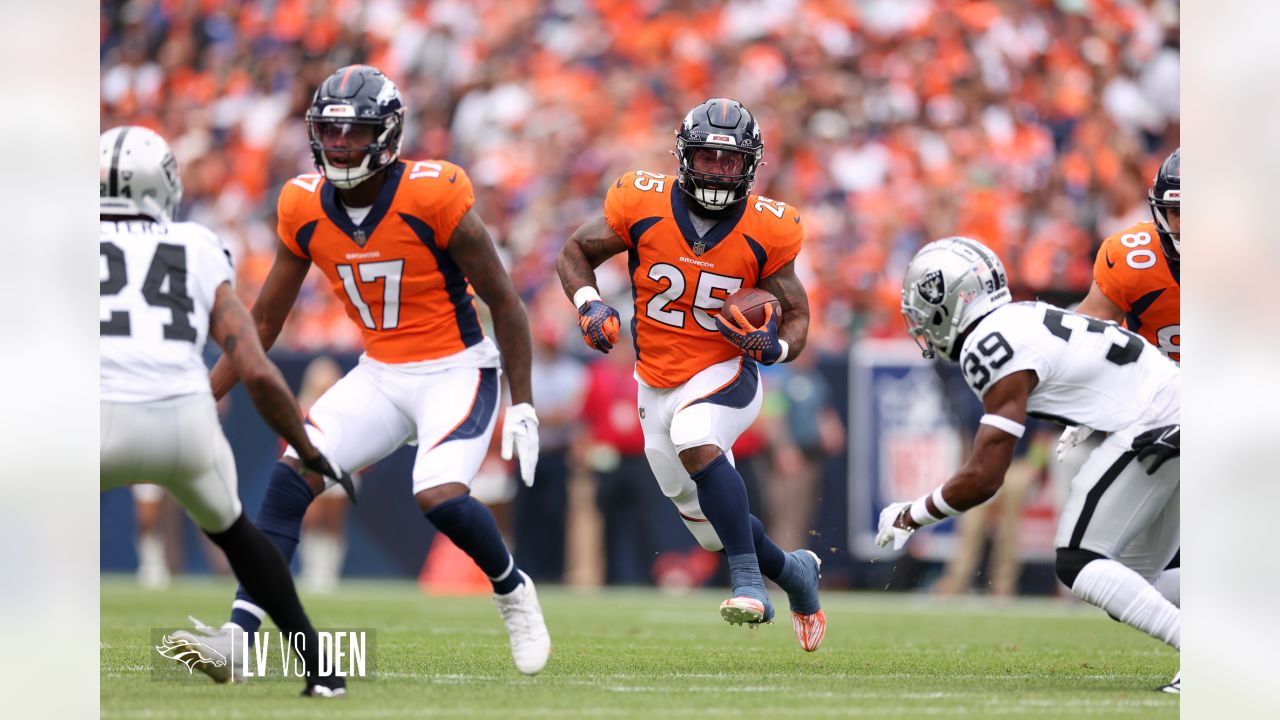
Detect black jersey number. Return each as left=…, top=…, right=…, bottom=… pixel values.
left=100, top=241, right=198, bottom=342
left=1042, top=307, right=1142, bottom=366
left=962, top=331, right=1014, bottom=391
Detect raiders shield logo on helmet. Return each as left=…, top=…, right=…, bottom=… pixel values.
left=918, top=269, right=945, bottom=305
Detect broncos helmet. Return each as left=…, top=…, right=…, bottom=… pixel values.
left=1147, top=147, right=1180, bottom=259
left=305, top=65, right=405, bottom=189
left=100, top=126, right=183, bottom=222
left=674, top=98, right=764, bottom=211
left=901, top=237, right=1012, bottom=361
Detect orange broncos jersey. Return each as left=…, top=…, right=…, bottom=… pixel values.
left=276, top=159, right=486, bottom=363
left=1093, top=220, right=1180, bottom=362
left=605, top=170, right=803, bottom=388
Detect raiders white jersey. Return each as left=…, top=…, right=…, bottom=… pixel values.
left=958, top=301, right=1178, bottom=436
left=100, top=219, right=234, bottom=403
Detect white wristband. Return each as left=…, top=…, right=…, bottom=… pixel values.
left=776, top=339, right=790, bottom=363
left=980, top=414, right=1026, bottom=438
left=931, top=486, right=961, bottom=517
left=573, top=286, right=602, bottom=309
left=909, top=496, right=942, bottom=527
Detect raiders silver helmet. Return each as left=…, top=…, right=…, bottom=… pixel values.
left=100, top=126, right=183, bottom=222
left=901, top=237, right=1012, bottom=360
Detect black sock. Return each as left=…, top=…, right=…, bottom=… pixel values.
left=231, top=462, right=315, bottom=633
left=205, top=513, right=335, bottom=685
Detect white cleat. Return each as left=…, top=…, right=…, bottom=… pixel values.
left=163, top=616, right=246, bottom=684
left=1157, top=671, right=1180, bottom=694
left=492, top=571, right=551, bottom=675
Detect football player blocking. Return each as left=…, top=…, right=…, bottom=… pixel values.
left=879, top=237, right=1180, bottom=693
left=556, top=98, right=826, bottom=651
left=99, top=127, right=348, bottom=697
left=190, top=66, right=550, bottom=678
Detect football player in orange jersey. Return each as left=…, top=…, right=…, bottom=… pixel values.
left=193, top=66, right=550, bottom=676
left=556, top=99, right=825, bottom=651
left=1075, top=148, right=1180, bottom=362
left=1059, top=148, right=1181, bottom=615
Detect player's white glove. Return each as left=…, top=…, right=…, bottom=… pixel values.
left=1055, top=425, right=1095, bottom=462
left=501, top=403, right=540, bottom=487
left=875, top=501, right=915, bottom=550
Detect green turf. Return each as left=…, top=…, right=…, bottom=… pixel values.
left=101, top=575, right=1178, bottom=718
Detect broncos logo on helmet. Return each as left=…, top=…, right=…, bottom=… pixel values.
left=305, top=65, right=405, bottom=189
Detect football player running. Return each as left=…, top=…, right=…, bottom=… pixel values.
left=878, top=237, right=1180, bottom=693
left=556, top=98, right=825, bottom=651
left=100, top=126, right=347, bottom=697
left=194, top=66, right=550, bottom=676
left=1058, top=148, right=1181, bottom=608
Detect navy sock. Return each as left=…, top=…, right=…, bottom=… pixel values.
left=749, top=514, right=787, bottom=580
left=689, top=454, right=755, bottom=558
left=231, top=462, right=315, bottom=634
left=425, top=495, right=522, bottom=595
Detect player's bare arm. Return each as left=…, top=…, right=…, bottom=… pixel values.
left=448, top=208, right=534, bottom=405
left=896, top=369, right=1035, bottom=531
left=208, top=281, right=321, bottom=462
left=555, top=215, right=629, bottom=299
left=208, top=242, right=311, bottom=400
left=1074, top=280, right=1125, bottom=324
left=758, top=260, right=811, bottom=360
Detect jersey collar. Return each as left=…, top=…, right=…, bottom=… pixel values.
left=670, top=187, right=747, bottom=256
left=320, top=161, right=405, bottom=247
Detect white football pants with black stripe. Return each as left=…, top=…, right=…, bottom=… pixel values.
left=100, top=394, right=242, bottom=533
left=1057, top=431, right=1180, bottom=580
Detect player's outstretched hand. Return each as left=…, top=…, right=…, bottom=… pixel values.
left=501, top=402, right=540, bottom=486
left=578, top=300, right=621, bottom=353
left=874, top=501, right=915, bottom=550
left=1055, top=425, right=1095, bottom=462
left=715, top=304, right=784, bottom=365
left=1132, top=424, right=1179, bottom=475
left=301, top=452, right=358, bottom=503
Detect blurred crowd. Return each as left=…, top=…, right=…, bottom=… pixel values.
left=101, top=0, right=1179, bottom=357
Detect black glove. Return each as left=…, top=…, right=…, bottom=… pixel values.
left=1131, top=424, right=1179, bottom=475
left=301, top=452, right=358, bottom=504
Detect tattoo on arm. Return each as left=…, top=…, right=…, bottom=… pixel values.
left=448, top=209, right=534, bottom=405
left=760, top=261, right=810, bottom=359
left=556, top=216, right=628, bottom=302
left=208, top=282, right=316, bottom=456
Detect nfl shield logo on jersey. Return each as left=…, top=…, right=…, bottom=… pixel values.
left=917, top=270, right=945, bottom=305
left=691, top=240, right=706, bottom=256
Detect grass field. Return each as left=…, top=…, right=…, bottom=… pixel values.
left=101, top=575, right=1178, bottom=719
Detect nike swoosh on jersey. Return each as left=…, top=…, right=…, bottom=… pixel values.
left=449, top=172, right=458, bottom=183
left=616, top=178, right=624, bottom=189
left=1105, top=253, right=1115, bottom=268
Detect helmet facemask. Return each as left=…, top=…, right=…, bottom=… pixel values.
left=307, top=113, right=403, bottom=190
left=675, top=140, right=761, bottom=211
left=1148, top=193, right=1180, bottom=255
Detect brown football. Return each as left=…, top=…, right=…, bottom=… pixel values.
left=722, top=287, right=781, bottom=328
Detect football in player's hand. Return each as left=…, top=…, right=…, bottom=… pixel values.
left=722, top=287, right=781, bottom=327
